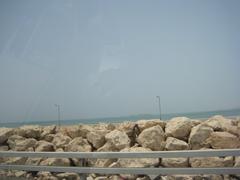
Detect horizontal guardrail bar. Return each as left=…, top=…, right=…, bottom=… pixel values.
left=0, top=165, right=239, bottom=175
left=0, top=149, right=239, bottom=159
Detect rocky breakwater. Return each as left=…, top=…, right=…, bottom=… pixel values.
left=0, top=115, right=239, bottom=180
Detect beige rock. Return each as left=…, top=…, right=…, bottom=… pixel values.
left=63, top=125, right=82, bottom=139
left=7, top=136, right=37, bottom=151
left=14, top=170, right=27, bottom=178
left=15, top=125, right=42, bottom=139
left=117, top=147, right=159, bottom=168
left=43, top=134, right=55, bottom=142
left=116, top=121, right=135, bottom=136
left=78, top=124, right=95, bottom=138
left=93, top=123, right=115, bottom=131
left=94, top=158, right=117, bottom=168
left=204, top=115, right=240, bottom=136
left=190, top=156, right=233, bottom=167
left=235, top=156, right=240, bottom=167
left=105, top=130, right=130, bottom=150
left=206, top=131, right=240, bottom=149
left=165, top=117, right=192, bottom=140
left=0, top=127, right=13, bottom=144
left=0, top=145, right=9, bottom=151
left=52, top=133, right=71, bottom=149
left=40, top=125, right=56, bottom=139
left=161, top=158, right=189, bottom=167
left=56, top=172, right=80, bottom=180
left=95, top=177, right=109, bottom=180
left=136, top=119, right=166, bottom=131
left=35, top=140, right=54, bottom=152
left=188, top=124, right=213, bottom=149
left=65, top=137, right=92, bottom=152
left=137, top=125, right=165, bottom=151
left=40, top=157, right=71, bottom=166
left=165, top=137, right=189, bottom=150
left=87, top=130, right=106, bottom=149
left=97, top=141, right=118, bottom=152
left=6, top=157, right=27, bottom=165
left=25, top=157, right=43, bottom=165
left=37, top=171, right=58, bottom=180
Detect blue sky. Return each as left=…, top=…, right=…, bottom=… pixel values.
left=0, top=0, right=240, bottom=122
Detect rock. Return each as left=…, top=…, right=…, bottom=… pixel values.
left=235, top=156, right=240, bottom=167
left=190, top=156, right=234, bottom=167
left=0, top=127, right=13, bottom=144
left=62, top=125, right=82, bottom=139
left=97, top=141, right=118, bottom=152
left=95, top=177, right=109, bottom=180
left=15, top=125, right=42, bottom=139
left=6, top=157, right=27, bottom=165
left=86, top=130, right=106, bottom=149
left=40, top=158, right=71, bottom=166
left=136, top=119, right=166, bottom=131
left=105, top=130, right=130, bottom=150
left=165, top=117, right=192, bottom=140
left=94, top=159, right=117, bottom=168
left=116, top=121, right=136, bottom=136
left=25, top=157, right=43, bottom=165
left=188, top=124, right=213, bottom=149
left=52, top=133, right=71, bottom=149
left=40, top=125, right=57, bottom=139
left=56, top=172, right=80, bottom=180
left=206, top=132, right=240, bottom=149
left=43, top=134, right=55, bottom=142
left=204, top=115, right=240, bottom=136
left=65, top=137, right=92, bottom=152
left=35, top=140, right=54, bottom=152
left=165, top=137, right=189, bottom=150
left=7, top=135, right=37, bottom=151
left=137, top=125, right=165, bottom=151
left=161, top=158, right=189, bottom=167
left=37, top=171, right=58, bottom=180
left=0, top=145, right=9, bottom=151
left=14, top=171, right=27, bottom=178
left=117, top=147, right=159, bottom=168
left=93, top=123, right=115, bottom=131
left=78, top=124, right=95, bottom=138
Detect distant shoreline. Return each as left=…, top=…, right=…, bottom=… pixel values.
left=1, top=108, right=240, bottom=128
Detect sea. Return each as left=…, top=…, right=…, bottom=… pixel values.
left=1, top=108, right=240, bottom=128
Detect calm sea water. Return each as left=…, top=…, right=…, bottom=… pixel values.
left=1, top=109, right=240, bottom=128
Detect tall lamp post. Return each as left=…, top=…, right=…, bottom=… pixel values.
left=156, top=96, right=162, bottom=120
left=54, top=104, right=61, bottom=129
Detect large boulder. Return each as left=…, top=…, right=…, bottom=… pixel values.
left=36, top=171, right=58, bottom=180
left=165, top=137, right=189, bottom=150
left=56, top=172, right=80, bottom=180
left=165, top=117, right=192, bottom=140
left=25, top=157, right=43, bottom=165
left=52, top=133, right=72, bottom=149
left=35, top=140, right=54, bottom=152
left=87, top=130, right=106, bottom=149
left=188, top=124, right=213, bottom=149
left=206, top=131, right=240, bottom=149
left=6, top=157, right=27, bottom=165
left=137, top=125, right=165, bottom=151
left=105, top=130, right=130, bottom=150
left=136, top=119, right=166, bottom=131
left=116, top=122, right=136, bottom=136
left=15, top=125, right=42, bottom=139
left=0, top=128, right=13, bottom=144
left=117, top=147, right=159, bottom=168
left=65, top=137, right=92, bottom=152
left=40, top=125, right=57, bottom=139
left=7, top=135, right=37, bottom=151
left=235, top=156, right=240, bottom=167
left=40, top=158, right=71, bottom=166
left=97, top=141, right=118, bottom=152
left=190, top=156, right=233, bottom=167
left=161, top=158, right=189, bottom=167
left=204, top=115, right=240, bottom=136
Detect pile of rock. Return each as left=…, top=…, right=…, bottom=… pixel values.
left=0, top=115, right=239, bottom=180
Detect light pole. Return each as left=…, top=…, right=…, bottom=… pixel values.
left=54, top=104, right=61, bottom=129
left=156, top=96, right=162, bottom=120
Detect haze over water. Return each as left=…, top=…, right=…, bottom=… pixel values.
left=0, top=0, right=240, bottom=123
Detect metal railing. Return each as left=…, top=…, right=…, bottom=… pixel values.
left=0, top=149, right=240, bottom=179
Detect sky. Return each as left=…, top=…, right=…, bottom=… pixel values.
left=0, top=0, right=240, bottom=122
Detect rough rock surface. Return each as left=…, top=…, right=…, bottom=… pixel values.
left=190, top=156, right=233, bottom=167
left=15, top=125, right=42, bottom=139
left=87, top=130, right=106, bottom=149
left=52, top=133, right=71, bottom=149
left=188, top=124, right=213, bottom=149
left=137, top=125, right=165, bottom=151
left=105, top=130, right=130, bottom=150
left=40, top=158, right=71, bottom=166
left=136, top=119, right=166, bottom=131
left=206, top=131, right=240, bottom=149
left=0, top=128, right=13, bottom=144
left=35, top=140, right=54, bottom=152
left=117, top=147, right=159, bottom=168
left=161, top=158, right=189, bottom=167
left=165, top=137, right=189, bottom=150
left=165, top=117, right=192, bottom=140
left=65, top=137, right=92, bottom=152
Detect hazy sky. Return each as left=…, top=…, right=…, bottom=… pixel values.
left=0, top=0, right=240, bottom=122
